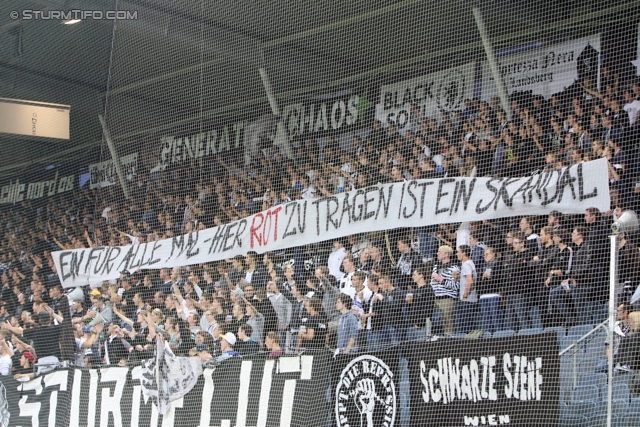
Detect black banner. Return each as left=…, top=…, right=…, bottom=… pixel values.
left=407, top=332, right=560, bottom=427
left=332, top=349, right=401, bottom=427
left=0, top=350, right=331, bottom=427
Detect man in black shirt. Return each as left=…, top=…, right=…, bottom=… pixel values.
left=17, top=312, right=61, bottom=360
left=236, top=324, right=260, bottom=356
left=296, top=297, right=327, bottom=350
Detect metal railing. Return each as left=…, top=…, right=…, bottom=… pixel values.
left=558, top=319, right=609, bottom=388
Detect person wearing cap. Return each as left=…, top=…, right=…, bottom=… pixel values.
left=429, top=245, right=460, bottom=336
left=214, top=332, right=241, bottom=364
left=327, top=239, right=347, bottom=281
left=13, top=350, right=35, bottom=380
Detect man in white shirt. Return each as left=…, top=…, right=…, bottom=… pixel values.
left=327, top=239, right=347, bottom=281
left=0, top=338, right=13, bottom=376
left=338, top=255, right=358, bottom=297
left=623, top=90, right=640, bottom=125
left=456, top=245, right=478, bottom=334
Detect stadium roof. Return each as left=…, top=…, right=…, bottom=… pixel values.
left=0, top=0, right=637, bottom=178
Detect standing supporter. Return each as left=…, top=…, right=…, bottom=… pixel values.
left=396, top=234, right=423, bottom=290
left=336, top=294, right=359, bottom=354
left=478, top=248, right=502, bottom=333
left=244, top=299, right=264, bottom=348
left=254, top=288, right=278, bottom=342
left=584, top=207, right=610, bottom=302
left=376, top=275, right=404, bottom=348
left=363, top=275, right=383, bottom=352
left=213, top=332, right=241, bottom=364
left=280, top=265, right=297, bottom=303
left=265, top=331, right=284, bottom=359
left=456, top=245, right=478, bottom=334
left=267, top=279, right=292, bottom=349
left=429, top=245, right=459, bottom=336
left=406, top=267, right=435, bottom=341
left=348, top=234, right=370, bottom=263
left=103, top=321, right=129, bottom=366
left=546, top=229, right=575, bottom=326
left=550, top=226, right=592, bottom=326
left=502, top=232, right=533, bottom=331
left=618, top=232, right=640, bottom=303
left=158, top=268, right=173, bottom=294
left=328, top=239, right=347, bottom=281
left=0, top=337, right=13, bottom=375
left=289, top=283, right=308, bottom=348
left=245, top=251, right=268, bottom=289
left=236, top=324, right=260, bottom=356
left=530, top=226, right=559, bottom=327
left=296, top=296, right=327, bottom=351
left=228, top=256, right=245, bottom=287
left=358, top=244, right=391, bottom=275
left=520, top=216, right=542, bottom=255
left=469, top=231, right=487, bottom=273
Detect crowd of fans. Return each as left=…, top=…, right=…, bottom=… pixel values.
left=2, top=74, right=640, bottom=378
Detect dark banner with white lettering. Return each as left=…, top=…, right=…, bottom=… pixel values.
left=332, top=349, right=401, bottom=427
left=407, top=333, right=560, bottom=427
left=0, top=351, right=330, bottom=427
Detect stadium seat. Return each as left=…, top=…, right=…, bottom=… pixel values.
left=568, top=324, right=594, bottom=338
left=566, top=401, right=597, bottom=419
left=517, top=327, right=543, bottom=336
left=599, top=399, right=630, bottom=416
left=578, top=358, right=601, bottom=374
left=561, top=335, right=584, bottom=354
left=559, top=415, right=589, bottom=427
left=602, top=383, right=630, bottom=403
left=622, top=412, right=640, bottom=427
left=560, top=401, right=568, bottom=418
left=449, top=333, right=466, bottom=338
left=613, top=371, right=634, bottom=385
left=492, top=329, right=515, bottom=338
left=579, top=373, right=608, bottom=390
left=584, top=342, right=605, bottom=360
left=589, top=414, right=619, bottom=427
left=572, top=385, right=600, bottom=403
left=544, top=326, right=567, bottom=342
left=629, top=397, right=640, bottom=412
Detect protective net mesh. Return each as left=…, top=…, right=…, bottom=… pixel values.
left=1, top=1, right=640, bottom=426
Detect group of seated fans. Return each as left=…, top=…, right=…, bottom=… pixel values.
left=1, top=81, right=640, bottom=378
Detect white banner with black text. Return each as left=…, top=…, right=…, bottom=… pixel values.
left=54, top=159, right=609, bottom=287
